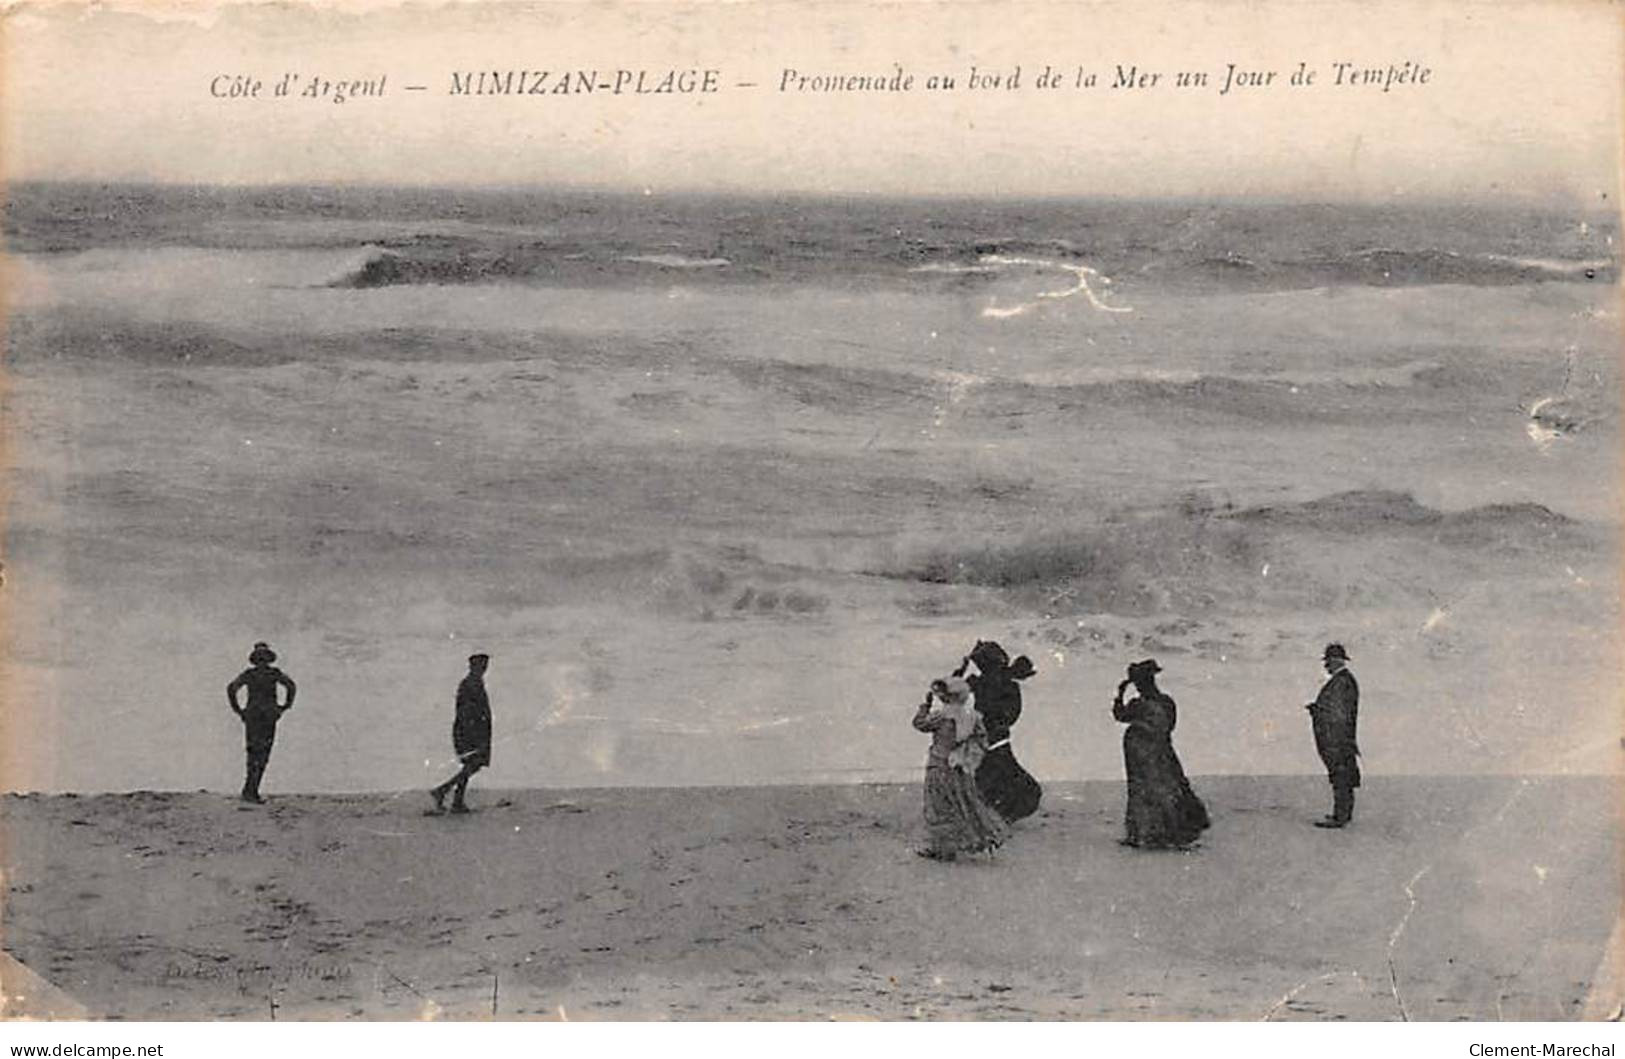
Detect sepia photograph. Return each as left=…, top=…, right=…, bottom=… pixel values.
left=0, top=0, right=1621, bottom=1029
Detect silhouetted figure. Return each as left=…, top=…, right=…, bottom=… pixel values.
left=227, top=642, right=296, bottom=804
left=1111, top=659, right=1209, bottom=849
left=431, top=653, right=493, bottom=815
left=1307, top=643, right=1360, bottom=828
left=911, top=676, right=1008, bottom=861
left=957, top=640, right=1042, bottom=822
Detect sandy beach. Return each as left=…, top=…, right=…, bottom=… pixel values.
left=2, top=775, right=1617, bottom=1020
left=2, top=189, right=1620, bottom=1024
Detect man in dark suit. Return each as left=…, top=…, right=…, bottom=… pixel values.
left=431, top=653, right=493, bottom=815
left=1306, top=643, right=1360, bottom=828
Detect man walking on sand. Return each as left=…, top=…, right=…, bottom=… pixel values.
left=227, top=642, right=297, bottom=804
left=431, top=653, right=493, bottom=815
left=1306, top=643, right=1360, bottom=828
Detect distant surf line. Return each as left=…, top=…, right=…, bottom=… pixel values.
left=974, top=254, right=1134, bottom=318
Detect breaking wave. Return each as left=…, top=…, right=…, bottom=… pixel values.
left=10, top=185, right=1616, bottom=295
left=314, top=239, right=1616, bottom=292
left=877, top=490, right=1592, bottom=615
left=621, top=253, right=731, bottom=269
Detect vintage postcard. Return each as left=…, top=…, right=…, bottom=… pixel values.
left=0, top=0, right=1620, bottom=1024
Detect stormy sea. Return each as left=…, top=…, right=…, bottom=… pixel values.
left=3, top=184, right=1619, bottom=793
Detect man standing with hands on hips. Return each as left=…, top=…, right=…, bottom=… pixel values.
left=227, top=641, right=296, bottom=804
left=1307, top=643, right=1360, bottom=828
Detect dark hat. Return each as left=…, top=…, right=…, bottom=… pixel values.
left=468, top=653, right=491, bottom=665
left=969, top=640, right=1010, bottom=671
left=1322, top=643, right=1350, bottom=662
left=248, top=642, right=277, bottom=665
left=1127, top=658, right=1162, bottom=679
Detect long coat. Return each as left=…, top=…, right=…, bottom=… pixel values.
left=1309, top=667, right=1360, bottom=788
left=1113, top=691, right=1209, bottom=848
left=967, top=671, right=1043, bottom=822
left=454, top=674, right=493, bottom=768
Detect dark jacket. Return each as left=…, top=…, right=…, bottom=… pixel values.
left=229, top=666, right=295, bottom=748
left=229, top=665, right=294, bottom=715
left=968, top=671, right=1021, bottom=744
left=966, top=666, right=1042, bottom=822
left=1113, top=689, right=1176, bottom=739
left=1309, top=667, right=1360, bottom=783
left=454, top=674, right=493, bottom=764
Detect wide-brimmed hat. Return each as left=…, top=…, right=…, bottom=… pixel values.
left=468, top=652, right=491, bottom=665
left=1322, top=643, right=1350, bottom=662
left=1126, top=658, right=1162, bottom=680
left=248, top=642, right=276, bottom=665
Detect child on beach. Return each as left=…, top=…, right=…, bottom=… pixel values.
left=911, top=676, right=1009, bottom=861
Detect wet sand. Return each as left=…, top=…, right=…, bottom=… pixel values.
left=2, top=775, right=1617, bottom=1020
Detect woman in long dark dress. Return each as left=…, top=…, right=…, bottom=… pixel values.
left=1111, top=659, right=1209, bottom=849
left=959, top=640, right=1043, bottom=822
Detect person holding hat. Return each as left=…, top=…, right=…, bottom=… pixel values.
left=911, top=675, right=1009, bottom=861
left=431, top=653, right=493, bottom=815
left=226, top=642, right=297, bottom=804
left=1111, top=659, right=1209, bottom=849
left=1306, top=643, right=1360, bottom=828
left=956, top=639, right=1043, bottom=823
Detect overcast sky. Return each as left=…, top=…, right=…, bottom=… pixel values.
left=4, top=0, right=1620, bottom=203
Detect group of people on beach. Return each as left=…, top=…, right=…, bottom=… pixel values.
left=224, top=634, right=1361, bottom=851
left=910, top=639, right=1361, bottom=860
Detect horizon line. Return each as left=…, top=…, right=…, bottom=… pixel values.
left=6, top=177, right=1618, bottom=216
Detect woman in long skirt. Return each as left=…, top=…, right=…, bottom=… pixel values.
left=960, top=640, right=1043, bottom=822
left=1111, top=659, right=1210, bottom=849
left=912, top=676, right=1009, bottom=861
